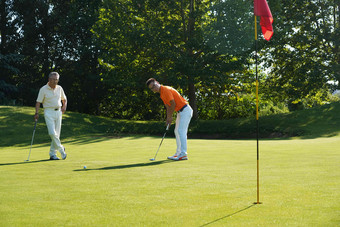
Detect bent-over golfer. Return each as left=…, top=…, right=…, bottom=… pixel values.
left=34, top=72, right=67, bottom=160
left=146, top=78, right=193, bottom=161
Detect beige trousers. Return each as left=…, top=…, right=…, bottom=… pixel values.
left=44, top=108, right=65, bottom=157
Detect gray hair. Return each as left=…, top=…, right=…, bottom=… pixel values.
left=49, top=72, right=60, bottom=79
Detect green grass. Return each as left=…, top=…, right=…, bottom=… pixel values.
left=1, top=137, right=339, bottom=226
left=0, top=104, right=340, bottom=226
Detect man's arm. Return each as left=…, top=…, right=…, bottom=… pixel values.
left=166, top=99, right=176, bottom=126
left=61, top=99, right=67, bottom=114
left=34, top=102, right=41, bottom=121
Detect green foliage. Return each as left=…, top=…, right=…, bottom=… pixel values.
left=0, top=80, right=18, bottom=105
left=1, top=0, right=104, bottom=112
left=1, top=0, right=339, bottom=120
left=0, top=53, right=21, bottom=74
left=259, top=100, right=289, bottom=116
left=264, top=0, right=339, bottom=104
left=204, top=0, right=254, bottom=55
left=93, top=0, right=255, bottom=120
left=0, top=53, right=21, bottom=105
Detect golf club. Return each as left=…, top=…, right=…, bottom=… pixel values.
left=150, top=124, right=170, bottom=161
left=26, top=119, right=38, bottom=161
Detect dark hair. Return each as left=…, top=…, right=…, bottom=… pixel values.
left=146, top=78, right=156, bottom=87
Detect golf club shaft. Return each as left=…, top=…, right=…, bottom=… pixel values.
left=27, top=120, right=38, bottom=161
left=152, top=124, right=170, bottom=160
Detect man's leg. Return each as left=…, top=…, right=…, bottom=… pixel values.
left=44, top=110, right=65, bottom=159
left=168, top=115, right=182, bottom=160
left=49, top=141, right=57, bottom=157
left=55, top=111, right=66, bottom=159
left=178, top=106, right=193, bottom=155
left=174, top=105, right=193, bottom=160
left=44, top=110, right=58, bottom=158
left=174, top=114, right=182, bottom=155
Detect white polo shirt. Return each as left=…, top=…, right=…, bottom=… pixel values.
left=36, top=83, right=67, bottom=108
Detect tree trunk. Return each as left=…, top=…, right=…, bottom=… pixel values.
left=188, top=81, right=198, bottom=119
left=187, top=0, right=198, bottom=119
left=0, top=0, right=7, bottom=54
left=41, top=3, right=50, bottom=77
left=336, top=1, right=340, bottom=88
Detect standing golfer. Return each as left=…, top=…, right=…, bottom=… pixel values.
left=34, top=72, right=67, bottom=160
left=146, top=78, right=193, bottom=161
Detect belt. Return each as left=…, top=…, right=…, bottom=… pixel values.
left=178, top=104, right=187, bottom=113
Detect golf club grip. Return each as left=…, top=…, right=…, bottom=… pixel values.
left=33, top=120, right=38, bottom=130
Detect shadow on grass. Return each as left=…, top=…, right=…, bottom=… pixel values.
left=73, top=160, right=173, bottom=172
left=199, top=204, right=256, bottom=227
left=0, top=159, right=51, bottom=166
left=2, top=103, right=340, bottom=148
left=0, top=106, right=167, bottom=147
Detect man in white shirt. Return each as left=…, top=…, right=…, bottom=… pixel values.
left=34, top=72, right=67, bottom=160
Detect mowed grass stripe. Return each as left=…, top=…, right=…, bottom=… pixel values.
left=1, top=136, right=339, bottom=226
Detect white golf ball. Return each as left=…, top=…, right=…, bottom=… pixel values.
left=83, top=166, right=87, bottom=169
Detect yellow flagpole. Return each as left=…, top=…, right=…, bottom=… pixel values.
left=255, top=16, right=258, bottom=41
left=254, top=15, right=261, bottom=205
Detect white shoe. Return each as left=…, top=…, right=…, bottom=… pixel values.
left=61, top=147, right=67, bottom=160
left=167, top=154, right=178, bottom=160
left=173, top=153, right=188, bottom=161
left=50, top=155, right=60, bottom=160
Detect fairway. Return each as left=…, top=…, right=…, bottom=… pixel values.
left=1, top=136, right=339, bottom=226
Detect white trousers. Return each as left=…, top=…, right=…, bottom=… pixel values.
left=44, top=108, right=65, bottom=157
left=174, top=105, right=193, bottom=155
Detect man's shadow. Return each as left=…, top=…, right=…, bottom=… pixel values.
left=73, top=159, right=173, bottom=171
left=0, top=159, right=51, bottom=166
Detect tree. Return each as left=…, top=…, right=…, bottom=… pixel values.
left=1, top=0, right=104, bottom=112
left=263, top=0, right=340, bottom=107
left=93, top=0, right=252, bottom=120
left=2, top=0, right=338, bottom=120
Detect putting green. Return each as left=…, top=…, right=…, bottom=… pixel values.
left=0, top=136, right=339, bottom=226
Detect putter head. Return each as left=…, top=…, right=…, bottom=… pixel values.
left=150, top=158, right=155, bottom=161
left=25, top=160, right=29, bottom=162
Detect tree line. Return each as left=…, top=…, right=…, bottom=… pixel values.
left=1, top=0, right=339, bottom=120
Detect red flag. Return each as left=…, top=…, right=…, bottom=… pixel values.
left=254, top=0, right=273, bottom=41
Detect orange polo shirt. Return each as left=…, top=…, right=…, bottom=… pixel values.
left=160, top=85, right=188, bottom=112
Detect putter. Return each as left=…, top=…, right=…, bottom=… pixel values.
left=26, top=119, right=38, bottom=161
left=150, top=124, right=170, bottom=161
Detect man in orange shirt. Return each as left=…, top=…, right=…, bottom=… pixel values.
left=146, top=78, right=193, bottom=161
